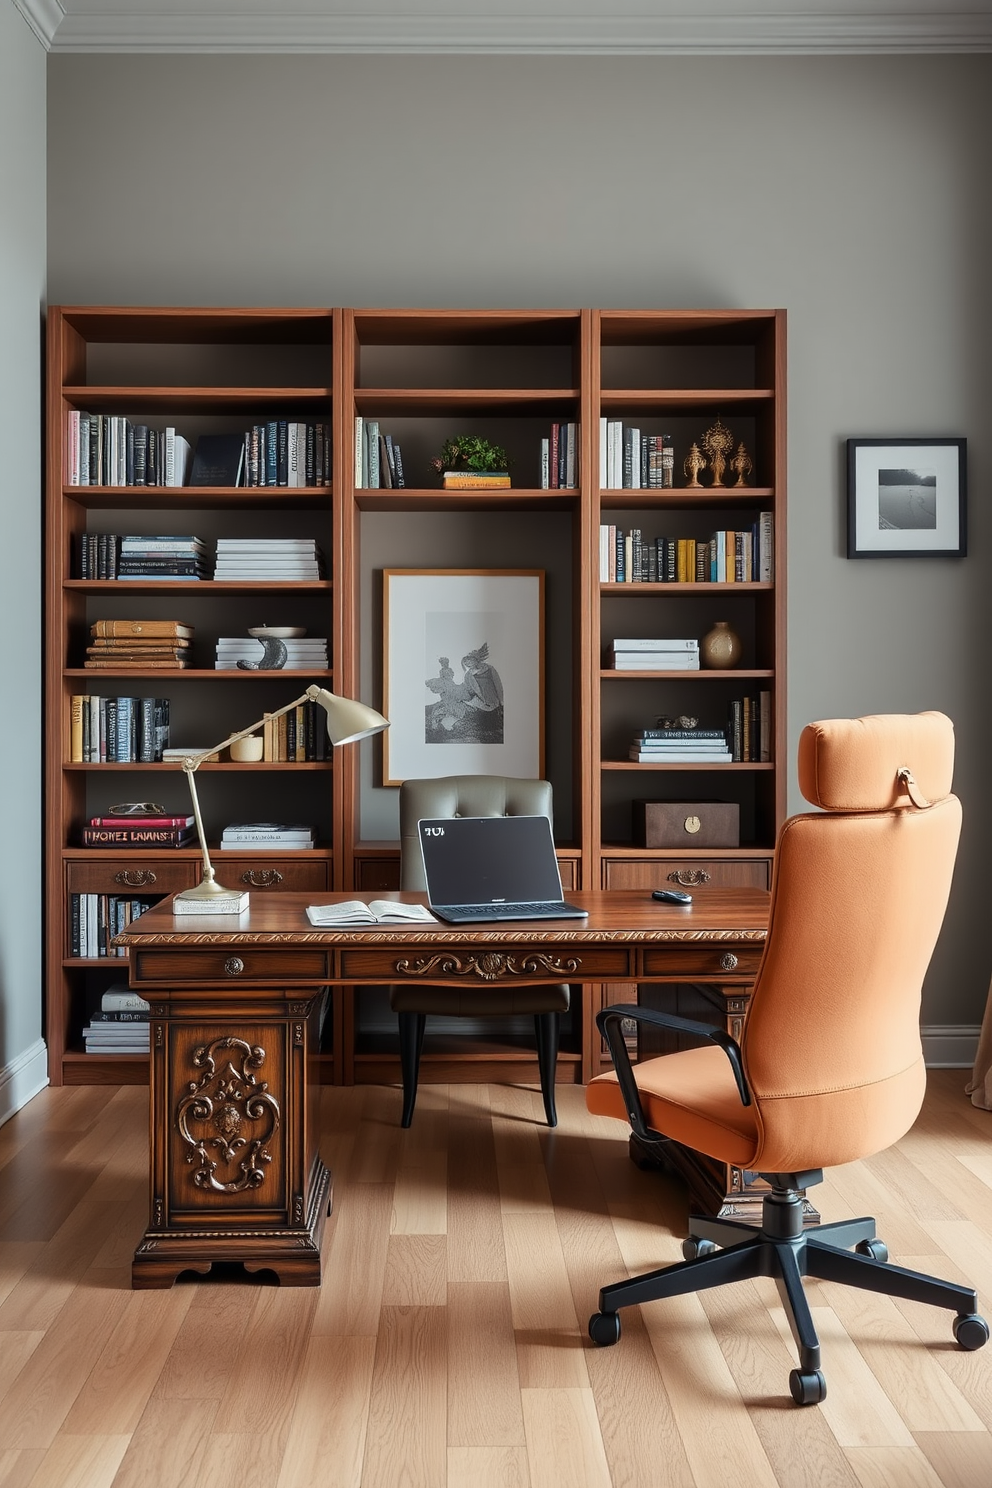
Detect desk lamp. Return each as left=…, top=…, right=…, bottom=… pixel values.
left=173, top=684, right=388, bottom=913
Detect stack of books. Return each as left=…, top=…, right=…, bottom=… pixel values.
left=70, top=695, right=171, bottom=762
left=628, top=728, right=732, bottom=764
left=115, top=535, right=210, bottom=581
left=609, top=638, right=700, bottom=671
left=220, top=822, right=316, bottom=851
left=84, top=618, right=194, bottom=669
left=82, top=807, right=196, bottom=848
left=82, top=983, right=151, bottom=1054
left=213, top=539, right=324, bottom=581
left=214, top=635, right=329, bottom=670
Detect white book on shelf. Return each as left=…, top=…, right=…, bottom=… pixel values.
left=611, top=637, right=699, bottom=651
left=355, top=416, right=364, bottom=487
left=599, top=416, right=607, bottom=489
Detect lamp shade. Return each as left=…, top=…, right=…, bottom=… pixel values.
left=313, top=688, right=390, bottom=746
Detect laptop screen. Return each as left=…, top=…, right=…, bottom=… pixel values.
left=417, top=815, right=565, bottom=906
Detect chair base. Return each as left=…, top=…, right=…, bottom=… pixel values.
left=590, top=1173, right=988, bottom=1404
left=397, top=1009, right=560, bottom=1128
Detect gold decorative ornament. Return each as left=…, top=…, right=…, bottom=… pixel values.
left=683, top=443, right=706, bottom=488
left=731, top=441, right=753, bottom=488
left=701, top=418, right=735, bottom=487
left=684, top=815, right=702, bottom=835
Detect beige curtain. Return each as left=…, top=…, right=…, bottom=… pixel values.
left=965, top=976, right=992, bottom=1109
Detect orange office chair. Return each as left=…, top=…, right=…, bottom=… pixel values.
left=389, top=775, right=570, bottom=1128
left=586, top=712, right=988, bottom=1404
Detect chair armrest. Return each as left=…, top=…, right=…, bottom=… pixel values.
left=596, top=1004, right=751, bottom=1147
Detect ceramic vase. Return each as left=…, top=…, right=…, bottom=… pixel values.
left=700, top=620, right=742, bottom=670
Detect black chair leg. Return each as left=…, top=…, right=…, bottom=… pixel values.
left=398, top=1011, right=426, bottom=1128
left=534, top=1010, right=560, bottom=1127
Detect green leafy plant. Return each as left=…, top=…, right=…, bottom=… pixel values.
left=429, top=435, right=509, bottom=477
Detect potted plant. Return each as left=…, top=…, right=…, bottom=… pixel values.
left=429, top=435, right=510, bottom=489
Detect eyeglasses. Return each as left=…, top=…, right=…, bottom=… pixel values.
left=108, top=802, right=167, bottom=817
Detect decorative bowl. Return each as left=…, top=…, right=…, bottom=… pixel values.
left=248, top=626, right=306, bottom=640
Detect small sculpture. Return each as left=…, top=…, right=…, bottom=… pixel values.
left=701, top=418, right=734, bottom=487
left=655, top=714, right=699, bottom=731
left=683, top=443, right=706, bottom=488
left=730, top=441, right=753, bottom=488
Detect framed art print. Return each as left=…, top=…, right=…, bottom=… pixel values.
left=382, top=568, right=545, bottom=786
left=847, top=438, right=966, bottom=558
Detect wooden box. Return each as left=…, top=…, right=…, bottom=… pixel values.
left=633, top=800, right=740, bottom=849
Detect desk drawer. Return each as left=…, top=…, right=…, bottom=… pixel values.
left=603, top=857, right=771, bottom=892
left=340, top=944, right=634, bottom=983
left=640, top=944, right=764, bottom=979
left=131, top=947, right=330, bottom=984
left=214, top=858, right=331, bottom=892
left=67, top=859, right=196, bottom=895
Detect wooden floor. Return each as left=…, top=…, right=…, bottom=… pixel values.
left=0, top=1069, right=991, bottom=1488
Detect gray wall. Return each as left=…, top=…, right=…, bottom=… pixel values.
left=0, top=0, right=46, bottom=1117
left=46, top=53, right=992, bottom=1031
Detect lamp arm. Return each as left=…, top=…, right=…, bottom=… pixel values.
left=180, top=688, right=318, bottom=774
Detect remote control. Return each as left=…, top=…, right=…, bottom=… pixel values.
left=652, top=888, right=693, bottom=904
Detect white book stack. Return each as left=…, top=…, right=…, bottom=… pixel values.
left=214, top=637, right=329, bottom=670
left=213, top=538, right=324, bottom=582
left=610, top=638, right=700, bottom=671
left=82, top=983, right=151, bottom=1054
left=220, top=821, right=316, bottom=851
left=628, top=728, right=732, bottom=763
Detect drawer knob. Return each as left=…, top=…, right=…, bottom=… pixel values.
left=224, top=956, right=245, bottom=977
left=720, top=952, right=739, bottom=971
left=240, top=868, right=285, bottom=888
left=114, top=868, right=157, bottom=887
left=668, top=869, right=711, bottom=887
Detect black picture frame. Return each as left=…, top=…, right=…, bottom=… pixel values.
left=846, top=438, right=967, bottom=558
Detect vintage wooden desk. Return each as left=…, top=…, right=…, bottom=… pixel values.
left=115, top=887, right=769, bottom=1288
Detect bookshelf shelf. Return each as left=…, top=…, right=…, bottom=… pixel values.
left=46, top=302, right=785, bottom=1090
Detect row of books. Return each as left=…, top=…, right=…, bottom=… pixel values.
left=214, top=636, right=328, bottom=670
left=600, top=517, right=774, bottom=583
left=220, top=822, right=316, bottom=850
left=728, top=693, right=772, bottom=763
left=214, top=538, right=324, bottom=581
left=540, top=422, right=579, bottom=489
left=77, top=534, right=210, bottom=583
left=65, top=418, right=332, bottom=489
left=69, top=895, right=156, bottom=958
left=70, top=695, right=171, bottom=763
left=608, top=638, right=700, bottom=671
left=238, top=422, right=331, bottom=488
left=66, top=415, right=191, bottom=488
left=628, top=727, right=731, bottom=763
left=599, top=422, right=675, bottom=490
left=82, top=984, right=152, bottom=1055
left=259, top=703, right=330, bottom=761
left=81, top=810, right=196, bottom=848
left=355, top=418, right=406, bottom=489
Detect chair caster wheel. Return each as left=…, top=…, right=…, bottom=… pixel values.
left=855, top=1237, right=889, bottom=1263
left=589, top=1311, right=621, bottom=1347
left=953, top=1313, right=990, bottom=1351
left=682, top=1237, right=718, bottom=1261
left=789, top=1368, right=826, bottom=1405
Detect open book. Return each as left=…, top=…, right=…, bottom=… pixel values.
left=306, top=900, right=437, bottom=927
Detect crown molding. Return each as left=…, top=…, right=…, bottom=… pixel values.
left=14, top=3, right=992, bottom=55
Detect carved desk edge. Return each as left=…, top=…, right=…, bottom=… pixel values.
left=113, top=926, right=768, bottom=948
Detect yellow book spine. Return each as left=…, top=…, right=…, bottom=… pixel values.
left=70, top=694, right=85, bottom=762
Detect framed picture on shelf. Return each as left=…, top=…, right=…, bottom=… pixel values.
left=382, top=569, right=545, bottom=786
left=847, top=438, right=967, bottom=558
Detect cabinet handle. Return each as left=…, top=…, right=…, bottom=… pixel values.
left=719, top=952, right=739, bottom=971
left=224, top=957, right=245, bottom=977
left=668, top=869, right=711, bottom=887
left=114, top=868, right=157, bottom=887
left=240, top=868, right=285, bottom=888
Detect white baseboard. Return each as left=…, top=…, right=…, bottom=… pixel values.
left=922, top=1025, right=981, bottom=1069
left=0, top=1039, right=49, bottom=1128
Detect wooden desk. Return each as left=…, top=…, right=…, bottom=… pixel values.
left=116, top=888, right=769, bottom=1288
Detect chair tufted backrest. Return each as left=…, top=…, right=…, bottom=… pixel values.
left=398, top=775, right=554, bottom=891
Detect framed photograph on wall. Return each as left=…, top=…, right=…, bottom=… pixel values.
left=847, top=438, right=967, bottom=558
left=382, top=569, right=545, bottom=786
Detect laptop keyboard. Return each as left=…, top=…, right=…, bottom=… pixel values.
left=432, top=901, right=585, bottom=921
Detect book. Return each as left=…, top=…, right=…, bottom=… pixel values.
left=172, top=891, right=249, bottom=916
left=87, top=1008, right=150, bottom=1022
left=89, top=813, right=196, bottom=829
left=441, top=472, right=511, bottom=489
left=90, top=619, right=194, bottom=639
left=102, top=987, right=151, bottom=1012
left=82, top=827, right=196, bottom=847
left=634, top=729, right=727, bottom=741
left=628, top=749, right=732, bottom=763
left=305, top=900, right=437, bottom=926
left=611, top=638, right=699, bottom=650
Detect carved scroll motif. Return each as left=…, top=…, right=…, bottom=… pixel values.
left=175, top=1036, right=280, bottom=1195
left=393, top=951, right=580, bottom=982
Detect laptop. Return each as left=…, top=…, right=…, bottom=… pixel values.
left=417, top=814, right=588, bottom=924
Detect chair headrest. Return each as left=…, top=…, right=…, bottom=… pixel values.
left=797, top=711, right=954, bottom=811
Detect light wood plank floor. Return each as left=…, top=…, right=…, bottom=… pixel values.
left=0, top=1070, right=990, bottom=1488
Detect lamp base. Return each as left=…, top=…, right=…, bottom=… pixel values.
left=173, top=888, right=250, bottom=916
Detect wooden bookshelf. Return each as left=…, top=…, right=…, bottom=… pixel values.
left=45, top=305, right=786, bottom=1088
